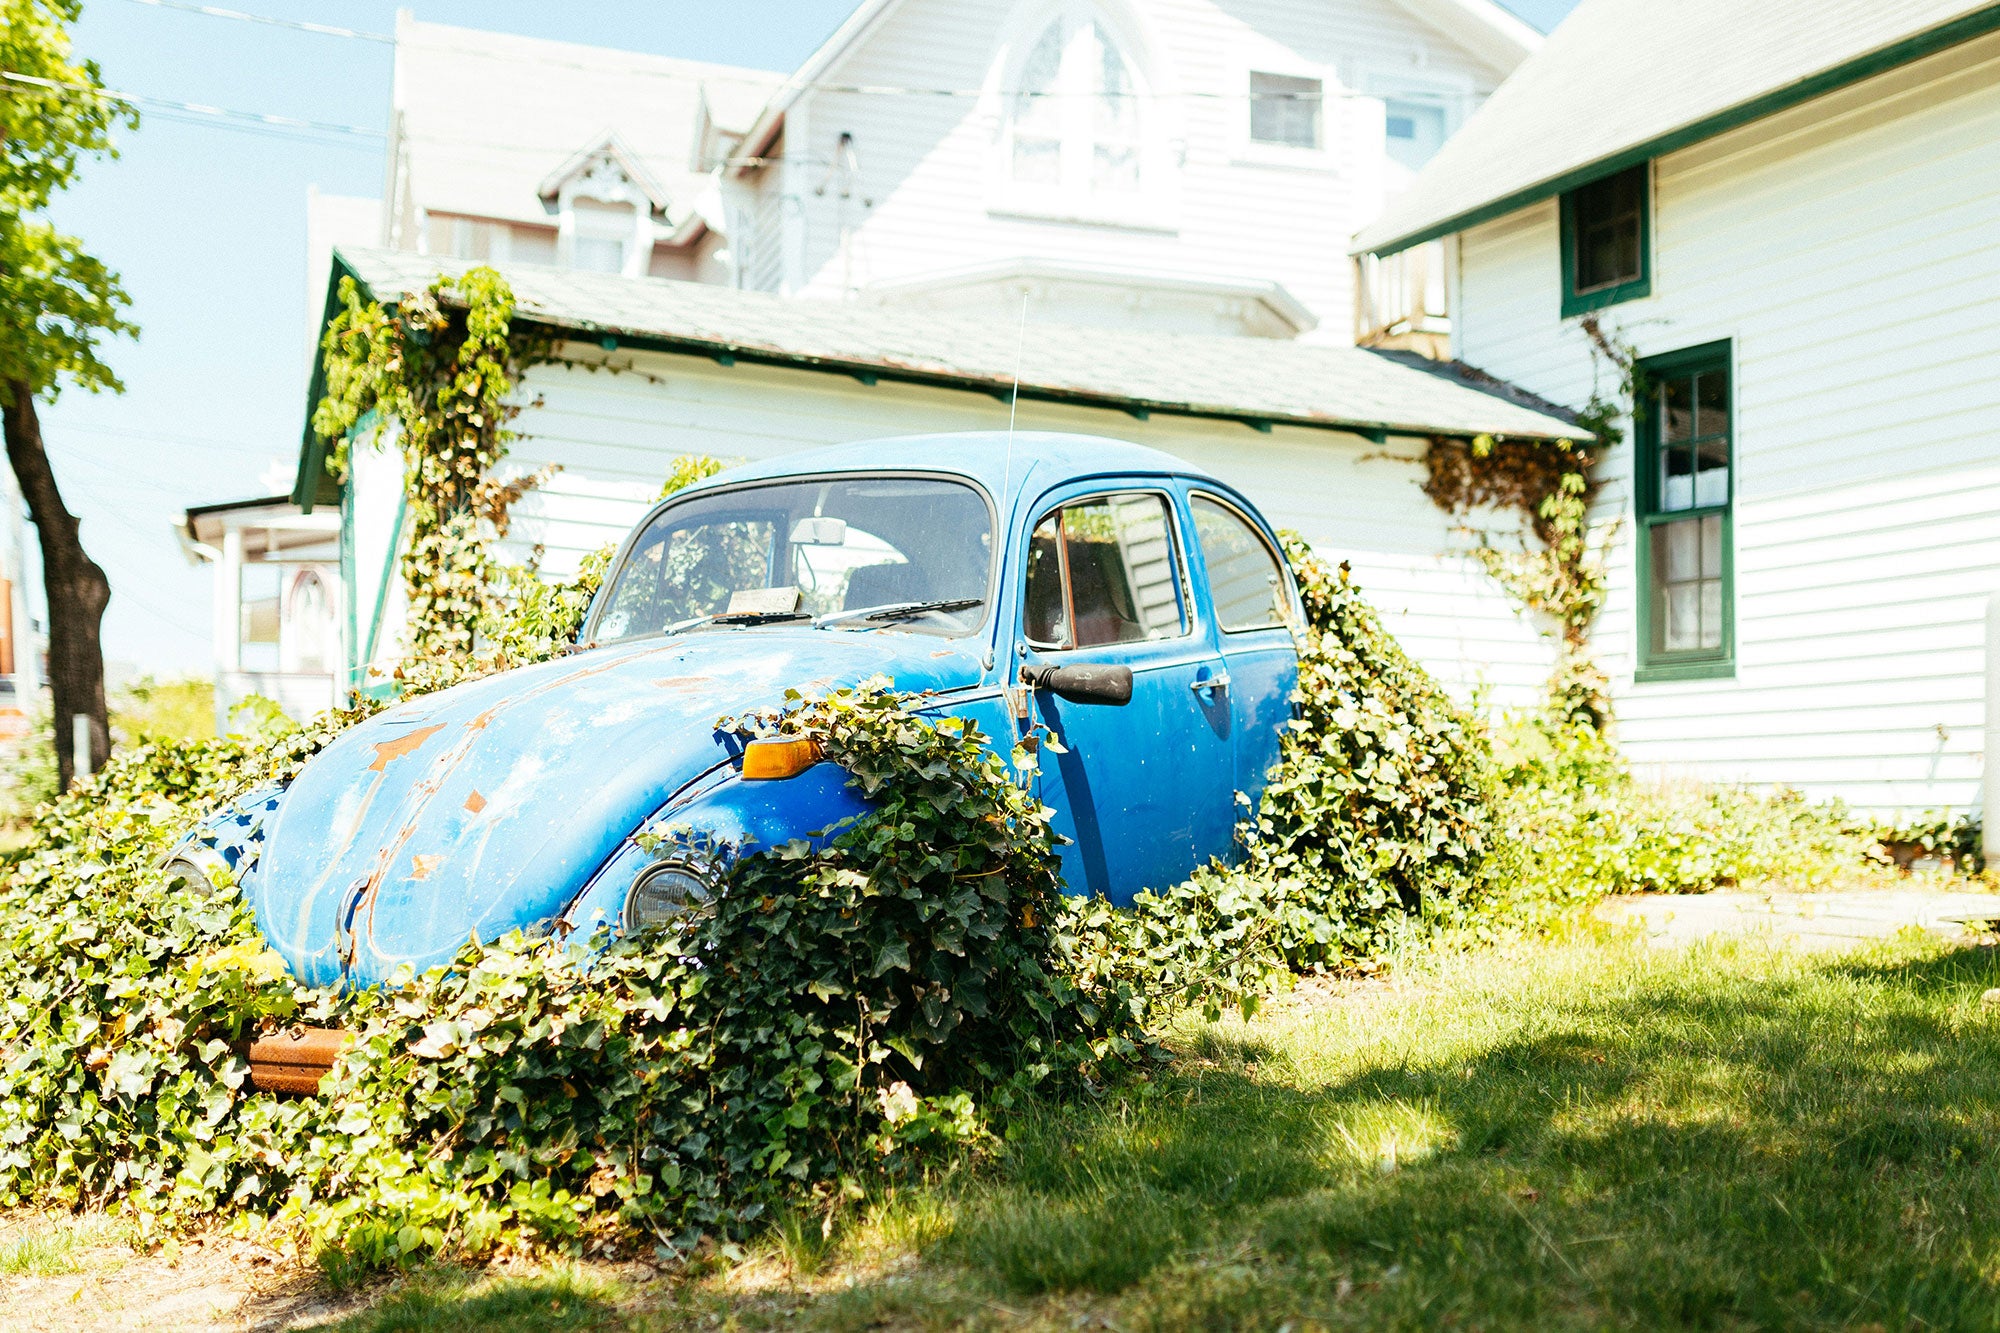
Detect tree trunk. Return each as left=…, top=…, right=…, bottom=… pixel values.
left=3, top=381, right=110, bottom=790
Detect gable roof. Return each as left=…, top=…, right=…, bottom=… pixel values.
left=730, top=0, right=1539, bottom=175
left=1356, top=0, right=2000, bottom=255
left=295, top=248, right=1587, bottom=508
left=389, top=15, right=786, bottom=230
left=534, top=133, right=673, bottom=212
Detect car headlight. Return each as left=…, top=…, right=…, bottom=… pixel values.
left=161, top=844, right=232, bottom=896
left=623, top=861, right=715, bottom=931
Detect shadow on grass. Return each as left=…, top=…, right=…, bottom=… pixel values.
left=833, top=938, right=2000, bottom=1330
left=297, top=940, right=2000, bottom=1332
left=310, top=1264, right=626, bottom=1333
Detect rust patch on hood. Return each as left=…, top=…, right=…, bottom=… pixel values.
left=410, top=854, right=444, bottom=881
left=463, top=790, right=487, bottom=814
left=368, top=724, right=446, bottom=772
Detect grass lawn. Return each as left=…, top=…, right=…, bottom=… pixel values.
left=313, top=925, right=2000, bottom=1332
left=17, top=924, right=2000, bottom=1330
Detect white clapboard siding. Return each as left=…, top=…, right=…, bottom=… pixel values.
left=472, top=345, right=1551, bottom=709
left=1452, top=30, right=2000, bottom=814
left=783, top=0, right=1508, bottom=328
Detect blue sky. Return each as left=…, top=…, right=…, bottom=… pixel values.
left=42, top=0, right=1575, bottom=675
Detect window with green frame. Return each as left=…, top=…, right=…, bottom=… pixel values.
left=1636, top=341, right=1733, bottom=680
left=1560, top=162, right=1651, bottom=316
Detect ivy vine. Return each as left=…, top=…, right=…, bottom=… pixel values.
left=1422, top=319, right=1638, bottom=729
left=311, top=268, right=554, bottom=678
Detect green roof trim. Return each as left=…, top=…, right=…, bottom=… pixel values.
left=1362, top=2, right=2000, bottom=256
left=292, top=251, right=365, bottom=514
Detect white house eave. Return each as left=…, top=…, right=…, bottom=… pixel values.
left=1387, top=0, right=1541, bottom=73
left=864, top=258, right=1321, bottom=336
left=729, top=0, right=905, bottom=177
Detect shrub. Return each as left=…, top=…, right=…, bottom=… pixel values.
left=0, top=711, right=369, bottom=1224
left=1065, top=543, right=1500, bottom=1018
left=0, top=683, right=1138, bottom=1261
left=1486, top=716, right=1882, bottom=911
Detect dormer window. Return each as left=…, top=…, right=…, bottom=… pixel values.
left=537, top=133, right=671, bottom=278
left=1000, top=6, right=1160, bottom=213
left=570, top=200, right=633, bottom=274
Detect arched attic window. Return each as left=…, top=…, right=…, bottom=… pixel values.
left=1000, top=4, right=1161, bottom=210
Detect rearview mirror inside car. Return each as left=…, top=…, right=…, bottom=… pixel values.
left=788, top=516, right=849, bottom=546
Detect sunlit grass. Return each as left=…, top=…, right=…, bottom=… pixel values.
left=0, top=1213, right=127, bottom=1277
left=286, top=928, right=2000, bottom=1328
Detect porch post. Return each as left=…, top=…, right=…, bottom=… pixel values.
left=216, top=526, right=244, bottom=733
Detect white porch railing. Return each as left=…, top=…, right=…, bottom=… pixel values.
left=1354, top=240, right=1450, bottom=356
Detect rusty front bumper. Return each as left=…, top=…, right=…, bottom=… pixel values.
left=246, top=1026, right=349, bottom=1094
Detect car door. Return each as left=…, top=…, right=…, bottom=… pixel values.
left=1017, top=485, right=1234, bottom=904
left=1187, top=492, right=1303, bottom=819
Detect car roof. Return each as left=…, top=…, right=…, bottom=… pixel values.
left=683, top=432, right=1224, bottom=508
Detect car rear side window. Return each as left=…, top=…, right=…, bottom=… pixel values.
left=1024, top=492, right=1187, bottom=649
left=1191, top=495, right=1293, bottom=632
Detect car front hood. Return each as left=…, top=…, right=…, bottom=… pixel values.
left=250, top=629, right=988, bottom=987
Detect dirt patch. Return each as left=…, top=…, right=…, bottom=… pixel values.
left=0, top=1215, right=366, bottom=1332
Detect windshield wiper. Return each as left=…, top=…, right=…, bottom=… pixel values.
left=818, top=597, right=984, bottom=628
left=669, top=610, right=813, bottom=634
left=866, top=597, right=983, bottom=622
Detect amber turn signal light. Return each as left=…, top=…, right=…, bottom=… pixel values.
left=742, top=736, right=822, bottom=780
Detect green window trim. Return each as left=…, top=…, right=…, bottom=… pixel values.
left=1560, top=162, right=1652, bottom=317
left=1634, top=339, right=1734, bottom=684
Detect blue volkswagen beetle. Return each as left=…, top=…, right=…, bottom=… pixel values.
left=173, top=432, right=1304, bottom=989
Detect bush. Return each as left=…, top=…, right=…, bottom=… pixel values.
left=1486, top=716, right=1883, bottom=913
left=1065, top=544, right=1501, bottom=1018
left=0, top=683, right=1138, bottom=1261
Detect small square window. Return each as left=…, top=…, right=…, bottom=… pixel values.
left=1560, top=162, right=1651, bottom=315
left=1249, top=71, right=1322, bottom=150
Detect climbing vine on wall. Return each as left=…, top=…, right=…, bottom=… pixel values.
left=311, top=268, right=554, bottom=680
left=1422, top=318, right=1637, bottom=729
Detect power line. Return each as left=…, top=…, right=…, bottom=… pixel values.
left=86, top=0, right=1489, bottom=105
left=0, top=68, right=385, bottom=141
left=47, top=420, right=287, bottom=456
left=116, top=0, right=392, bottom=43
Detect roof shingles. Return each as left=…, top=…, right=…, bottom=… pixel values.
left=1356, top=0, right=2000, bottom=255
left=326, top=247, right=1587, bottom=444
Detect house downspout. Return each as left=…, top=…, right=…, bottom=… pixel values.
left=1985, top=591, right=1998, bottom=867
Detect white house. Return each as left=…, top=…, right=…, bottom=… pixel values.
left=177, top=497, right=343, bottom=730
left=193, top=0, right=1551, bottom=719
left=380, top=2, right=1537, bottom=342
left=294, top=247, right=1582, bottom=707
left=1355, top=0, right=2000, bottom=819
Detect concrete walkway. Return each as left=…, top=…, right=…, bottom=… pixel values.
left=1598, top=887, right=2000, bottom=950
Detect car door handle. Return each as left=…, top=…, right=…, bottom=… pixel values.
left=1190, top=673, right=1230, bottom=697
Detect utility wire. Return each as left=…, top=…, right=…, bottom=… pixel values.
left=0, top=68, right=385, bottom=140
left=117, top=0, right=392, bottom=43
left=92, top=0, right=1487, bottom=104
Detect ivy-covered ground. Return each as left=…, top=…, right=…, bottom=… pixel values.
left=12, top=924, right=2000, bottom=1331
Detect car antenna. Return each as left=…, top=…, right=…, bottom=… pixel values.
left=1001, top=290, right=1027, bottom=513
left=996, top=292, right=1028, bottom=674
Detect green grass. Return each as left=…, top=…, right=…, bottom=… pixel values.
left=316, top=1264, right=625, bottom=1331
left=0, top=1213, right=126, bottom=1277
left=329, top=928, right=2000, bottom=1329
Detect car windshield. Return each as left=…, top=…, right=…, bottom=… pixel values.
left=591, top=475, right=994, bottom=642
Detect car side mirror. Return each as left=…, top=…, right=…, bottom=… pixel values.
left=1021, top=662, right=1133, bottom=706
